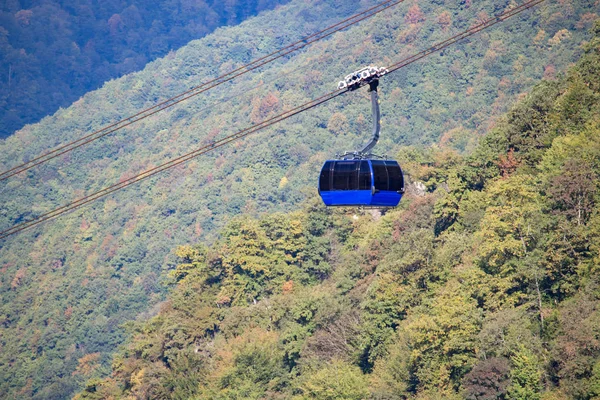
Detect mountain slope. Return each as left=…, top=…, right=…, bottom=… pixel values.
left=76, top=23, right=600, bottom=398
left=0, top=0, right=291, bottom=138
left=0, top=0, right=597, bottom=398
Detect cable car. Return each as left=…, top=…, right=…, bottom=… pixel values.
left=318, top=66, right=405, bottom=207
left=319, top=159, right=404, bottom=206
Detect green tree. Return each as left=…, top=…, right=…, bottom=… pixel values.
left=296, top=360, right=369, bottom=400
left=507, top=345, right=542, bottom=400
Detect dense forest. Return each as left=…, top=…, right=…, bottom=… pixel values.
left=0, top=0, right=597, bottom=397
left=76, top=24, right=600, bottom=398
left=0, top=0, right=291, bottom=138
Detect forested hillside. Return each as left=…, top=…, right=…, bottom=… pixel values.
left=0, top=0, right=290, bottom=138
left=0, top=0, right=597, bottom=398
left=77, top=24, right=600, bottom=398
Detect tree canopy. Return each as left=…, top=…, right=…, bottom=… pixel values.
left=76, top=23, right=600, bottom=398
left=0, top=0, right=598, bottom=397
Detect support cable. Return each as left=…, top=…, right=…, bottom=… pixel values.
left=0, top=0, right=547, bottom=240
left=0, top=0, right=405, bottom=182
left=386, top=0, right=547, bottom=74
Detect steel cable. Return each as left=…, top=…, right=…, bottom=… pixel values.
left=0, top=0, right=547, bottom=240
left=0, top=0, right=405, bottom=182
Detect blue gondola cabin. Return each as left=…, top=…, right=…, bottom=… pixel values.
left=318, top=159, right=404, bottom=207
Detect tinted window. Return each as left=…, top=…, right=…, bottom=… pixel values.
left=319, top=161, right=333, bottom=191
left=359, top=161, right=371, bottom=190
left=372, top=161, right=389, bottom=191
left=386, top=161, right=404, bottom=192
left=332, top=161, right=359, bottom=190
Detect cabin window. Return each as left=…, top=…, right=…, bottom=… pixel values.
left=319, top=161, right=333, bottom=191
left=332, top=161, right=359, bottom=190
left=372, top=161, right=389, bottom=191
left=358, top=161, right=371, bottom=190
left=386, top=161, right=404, bottom=192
